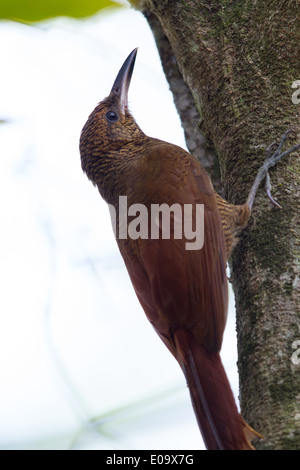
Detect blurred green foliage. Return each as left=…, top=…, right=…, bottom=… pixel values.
left=0, top=0, right=122, bottom=23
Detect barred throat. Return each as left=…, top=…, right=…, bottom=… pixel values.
left=215, top=193, right=251, bottom=257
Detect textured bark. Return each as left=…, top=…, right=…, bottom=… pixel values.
left=143, top=10, right=222, bottom=192
left=130, top=0, right=300, bottom=450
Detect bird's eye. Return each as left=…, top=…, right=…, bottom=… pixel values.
left=105, top=111, right=119, bottom=122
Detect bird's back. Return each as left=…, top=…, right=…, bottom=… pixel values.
left=113, top=139, right=228, bottom=355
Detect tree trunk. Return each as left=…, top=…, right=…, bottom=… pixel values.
left=130, top=0, right=300, bottom=450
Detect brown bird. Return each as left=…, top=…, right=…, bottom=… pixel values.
left=80, top=49, right=299, bottom=450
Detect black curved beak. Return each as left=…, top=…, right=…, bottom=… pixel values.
left=110, top=48, right=138, bottom=114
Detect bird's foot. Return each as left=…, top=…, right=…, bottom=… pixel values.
left=265, top=171, right=282, bottom=208
left=247, top=130, right=300, bottom=210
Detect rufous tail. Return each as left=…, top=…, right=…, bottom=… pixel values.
left=174, top=329, right=261, bottom=450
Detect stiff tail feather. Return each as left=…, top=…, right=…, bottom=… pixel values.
left=173, top=329, right=261, bottom=450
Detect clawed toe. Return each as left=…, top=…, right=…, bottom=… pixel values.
left=265, top=171, right=282, bottom=209
left=246, top=130, right=299, bottom=210
left=262, top=130, right=299, bottom=208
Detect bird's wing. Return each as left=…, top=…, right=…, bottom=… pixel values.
left=114, top=142, right=258, bottom=450
left=117, top=142, right=228, bottom=354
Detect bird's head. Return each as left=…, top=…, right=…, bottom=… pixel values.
left=80, top=48, right=145, bottom=189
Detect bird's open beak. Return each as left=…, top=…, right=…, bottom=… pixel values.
left=110, top=48, right=138, bottom=114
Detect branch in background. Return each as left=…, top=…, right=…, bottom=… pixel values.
left=143, top=9, right=222, bottom=194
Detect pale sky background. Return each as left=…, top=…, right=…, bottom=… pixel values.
left=0, top=5, right=238, bottom=450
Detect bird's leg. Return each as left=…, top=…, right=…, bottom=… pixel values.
left=246, top=130, right=300, bottom=211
